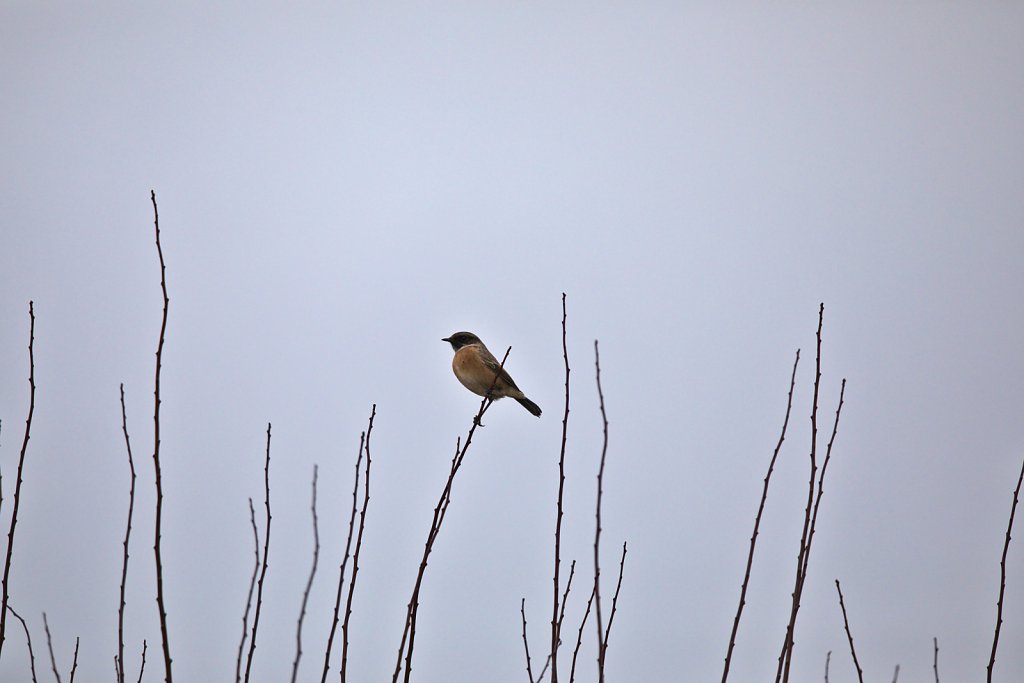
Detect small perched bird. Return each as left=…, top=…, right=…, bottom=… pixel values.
left=442, top=331, right=542, bottom=417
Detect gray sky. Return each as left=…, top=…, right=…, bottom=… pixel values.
left=2, top=3, right=1023, bottom=681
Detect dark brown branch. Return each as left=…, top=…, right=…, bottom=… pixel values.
left=149, top=190, right=173, bottom=683
left=7, top=605, right=37, bottom=683
left=68, top=637, right=79, bottom=683
left=592, top=340, right=608, bottom=681
left=568, top=585, right=596, bottom=683
left=43, top=613, right=61, bottom=683
left=290, top=465, right=321, bottom=683
left=521, top=599, right=538, bottom=683
left=0, top=301, right=36, bottom=661
left=800, top=379, right=846, bottom=583
left=932, top=637, right=939, bottom=683
left=602, top=542, right=626, bottom=660
left=834, top=580, right=864, bottom=683
left=243, top=424, right=273, bottom=683
left=321, top=429, right=366, bottom=683
left=392, top=353, right=509, bottom=683
left=235, top=499, right=260, bottom=683
left=550, top=292, right=571, bottom=683
left=341, top=405, right=374, bottom=683
left=987, top=453, right=1024, bottom=682
left=722, top=350, right=800, bottom=683
left=136, top=640, right=147, bottom=683
left=117, top=384, right=137, bottom=683
left=777, top=304, right=823, bottom=683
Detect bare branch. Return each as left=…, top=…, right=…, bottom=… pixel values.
left=834, top=580, right=864, bottom=683
left=290, top=465, right=321, bottom=683
left=932, top=637, right=939, bottom=683
left=0, top=301, right=36, bottom=661
left=243, top=424, right=273, bottom=683
left=602, top=542, right=627, bottom=659
left=117, top=384, right=138, bottom=683
left=824, top=650, right=830, bottom=683
left=6, top=605, right=38, bottom=683
left=149, top=190, right=173, bottom=683
left=68, top=637, right=79, bottom=683
left=891, top=664, right=899, bottom=683
left=568, top=586, right=596, bottom=683
left=987, top=453, right=1024, bottom=682
left=321, top=429, right=366, bottom=683
left=521, top=599, right=538, bottom=683
left=43, top=613, right=61, bottom=683
left=341, top=405, right=375, bottom=683
left=392, top=351, right=509, bottom=683
left=550, top=292, right=571, bottom=683
left=592, top=340, right=608, bottom=681
left=136, top=640, right=147, bottom=683
left=235, top=499, right=260, bottom=683
left=722, top=350, right=800, bottom=683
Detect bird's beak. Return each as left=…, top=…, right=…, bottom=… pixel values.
left=441, top=337, right=450, bottom=343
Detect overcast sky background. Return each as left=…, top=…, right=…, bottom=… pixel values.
left=2, top=4, right=1023, bottom=682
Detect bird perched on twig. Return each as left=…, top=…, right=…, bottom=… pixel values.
left=442, top=331, right=542, bottom=417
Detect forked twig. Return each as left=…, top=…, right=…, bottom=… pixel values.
left=290, top=466, right=321, bottom=683
left=550, top=293, right=570, bottom=683
left=235, top=499, right=260, bottom=683
left=722, top=350, right=800, bottom=682
left=987, top=454, right=1024, bottom=682
left=392, top=354, right=508, bottom=683
left=341, top=406, right=375, bottom=682
left=117, top=384, right=138, bottom=683
left=834, top=580, right=864, bottom=683
left=243, top=424, right=273, bottom=683
left=0, top=302, right=36, bottom=661
left=149, top=190, right=174, bottom=683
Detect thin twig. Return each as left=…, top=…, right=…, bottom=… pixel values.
left=68, top=637, right=79, bottom=683
left=824, top=650, right=830, bottom=683
left=7, top=605, right=38, bottom=683
left=0, top=302, right=36, bottom=661
left=891, top=664, right=899, bottom=683
left=243, top=424, right=273, bottom=683
left=235, top=499, right=260, bottom=683
left=117, top=384, right=137, bottom=683
left=136, top=640, right=147, bottom=683
left=834, top=580, right=864, bottom=683
left=568, top=586, right=596, bottom=683
left=603, top=542, right=627, bottom=658
left=550, top=292, right=570, bottom=683
left=987, top=454, right=1024, bottom=682
left=341, top=405, right=374, bottom=683
left=392, top=353, right=509, bottom=683
left=43, top=613, right=61, bottom=683
left=321, top=430, right=366, bottom=683
left=290, top=466, right=321, bottom=683
left=722, top=350, right=800, bottom=683
left=149, top=190, right=173, bottom=683
left=521, top=599, right=537, bottom=683
left=932, top=637, right=939, bottom=683
left=777, top=304, right=824, bottom=683
left=592, top=340, right=608, bottom=681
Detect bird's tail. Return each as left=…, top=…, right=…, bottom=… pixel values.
left=516, top=396, right=542, bottom=417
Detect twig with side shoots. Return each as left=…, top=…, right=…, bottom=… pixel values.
left=835, top=580, right=864, bottom=683
left=0, top=302, right=35, bottom=662
left=149, top=190, right=173, bottom=683
left=290, top=466, right=321, bottom=683
left=987, top=454, right=1024, bottom=683
left=117, top=384, right=138, bottom=683
left=391, top=352, right=510, bottom=683
left=341, top=406, right=375, bottom=683
left=592, top=341, right=608, bottom=681
left=235, top=499, right=260, bottom=683
left=722, top=350, right=800, bottom=683
left=550, top=293, right=570, bottom=683
left=243, top=424, right=273, bottom=683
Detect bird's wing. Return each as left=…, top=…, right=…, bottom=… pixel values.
left=479, top=346, right=521, bottom=391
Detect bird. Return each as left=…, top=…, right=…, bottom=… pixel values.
left=442, top=331, right=542, bottom=417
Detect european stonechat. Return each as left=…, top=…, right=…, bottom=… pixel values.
left=442, top=331, right=542, bottom=417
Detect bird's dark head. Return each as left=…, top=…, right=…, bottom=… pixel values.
left=442, top=331, right=482, bottom=351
